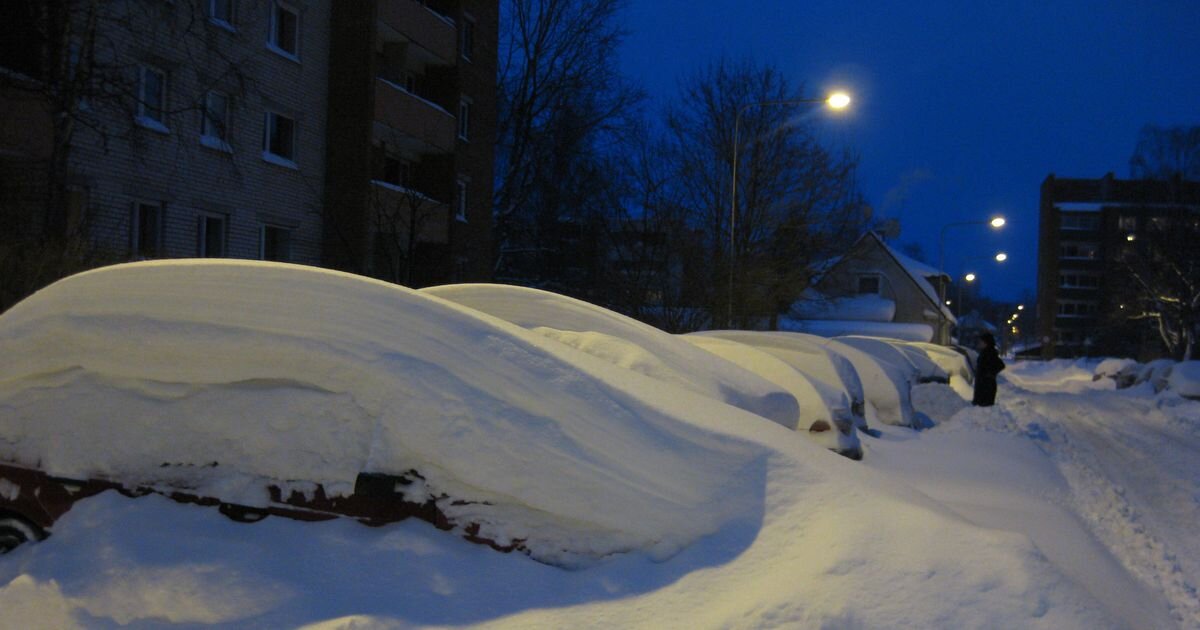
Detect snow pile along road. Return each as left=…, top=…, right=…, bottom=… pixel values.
left=0, top=260, right=792, bottom=564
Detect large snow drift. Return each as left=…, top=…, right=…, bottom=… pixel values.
left=420, top=284, right=799, bottom=428
left=0, top=261, right=791, bottom=564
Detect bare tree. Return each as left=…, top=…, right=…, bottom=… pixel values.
left=369, top=184, right=446, bottom=287
left=1107, top=210, right=1200, bottom=360
left=1130, top=125, right=1200, bottom=181
left=662, top=57, right=869, bottom=328
left=493, top=0, right=643, bottom=291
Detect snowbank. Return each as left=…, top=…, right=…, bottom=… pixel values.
left=420, top=284, right=799, bottom=429
left=788, top=291, right=896, bottom=322
left=1167, top=361, right=1200, bottom=399
left=0, top=261, right=794, bottom=564
left=779, top=317, right=935, bottom=343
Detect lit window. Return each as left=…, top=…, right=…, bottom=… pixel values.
left=137, top=65, right=167, bottom=126
left=268, top=1, right=299, bottom=58
left=261, top=225, right=291, bottom=261
left=198, top=214, right=227, bottom=257
left=263, top=111, right=296, bottom=163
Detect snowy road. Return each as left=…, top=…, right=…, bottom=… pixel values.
left=1000, top=367, right=1200, bottom=628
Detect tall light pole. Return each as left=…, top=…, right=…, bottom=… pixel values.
left=936, top=217, right=1005, bottom=343
left=727, top=91, right=851, bottom=327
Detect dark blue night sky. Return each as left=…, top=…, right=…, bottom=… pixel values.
left=619, top=1, right=1200, bottom=302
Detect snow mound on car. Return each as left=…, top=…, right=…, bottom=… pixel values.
left=0, top=260, right=787, bottom=565
left=420, top=284, right=800, bottom=428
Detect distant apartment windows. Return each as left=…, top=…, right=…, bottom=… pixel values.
left=1059, top=214, right=1098, bottom=230
left=455, top=179, right=468, bottom=222
left=132, top=201, right=163, bottom=257
left=198, top=214, right=227, bottom=257
left=262, top=111, right=296, bottom=167
left=459, top=17, right=475, bottom=61
left=200, top=91, right=231, bottom=150
left=1058, top=273, right=1100, bottom=289
left=1059, top=241, right=1098, bottom=260
left=856, top=274, right=881, bottom=295
left=209, top=0, right=235, bottom=29
left=1118, top=215, right=1137, bottom=232
left=458, top=98, right=471, bottom=141
left=261, top=225, right=292, bottom=261
left=1056, top=301, right=1097, bottom=317
left=136, top=65, right=168, bottom=132
left=267, top=1, right=299, bottom=60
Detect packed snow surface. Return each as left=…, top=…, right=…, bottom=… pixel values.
left=420, top=284, right=799, bottom=428
left=779, top=317, right=935, bottom=342
left=1167, top=361, right=1200, bottom=399
left=788, top=291, right=896, bottom=322
left=0, top=261, right=800, bottom=564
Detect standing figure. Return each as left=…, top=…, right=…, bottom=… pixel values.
left=972, top=332, right=1005, bottom=407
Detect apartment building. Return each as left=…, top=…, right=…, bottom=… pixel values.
left=323, top=0, right=496, bottom=285
left=0, top=0, right=495, bottom=304
left=1036, top=173, right=1200, bottom=358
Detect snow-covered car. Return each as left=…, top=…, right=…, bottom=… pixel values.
left=689, top=331, right=871, bottom=432
left=420, top=283, right=801, bottom=429
left=683, top=335, right=863, bottom=459
left=907, top=341, right=974, bottom=386
left=0, top=261, right=792, bottom=564
left=777, top=333, right=916, bottom=427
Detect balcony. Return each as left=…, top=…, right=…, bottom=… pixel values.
left=374, top=78, right=456, bottom=153
left=369, top=180, right=449, bottom=244
left=378, top=1, right=457, bottom=65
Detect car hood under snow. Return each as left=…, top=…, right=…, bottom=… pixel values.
left=0, top=260, right=794, bottom=566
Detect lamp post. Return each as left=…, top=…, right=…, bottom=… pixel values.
left=936, top=217, right=1005, bottom=343
left=727, top=91, right=851, bottom=327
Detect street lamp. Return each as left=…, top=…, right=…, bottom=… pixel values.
left=728, top=92, right=852, bottom=327
left=994, top=252, right=1008, bottom=262
left=936, top=216, right=1006, bottom=342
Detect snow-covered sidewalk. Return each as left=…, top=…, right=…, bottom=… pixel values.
left=1, top=359, right=1198, bottom=628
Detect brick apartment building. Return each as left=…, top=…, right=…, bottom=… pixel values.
left=1036, top=173, right=1200, bottom=359
left=0, top=0, right=494, bottom=303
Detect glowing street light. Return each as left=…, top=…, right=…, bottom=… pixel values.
left=964, top=273, right=977, bottom=282
left=1017, top=304, right=1025, bottom=311
left=826, top=92, right=852, bottom=109
left=937, top=216, right=1008, bottom=342
left=990, top=217, right=1006, bottom=228
left=994, top=252, right=1008, bottom=262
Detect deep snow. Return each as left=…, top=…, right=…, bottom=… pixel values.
left=1, top=265, right=1198, bottom=628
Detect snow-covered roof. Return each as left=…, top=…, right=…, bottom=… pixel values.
left=841, top=232, right=955, bottom=324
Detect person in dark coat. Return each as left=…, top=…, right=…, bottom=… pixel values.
left=972, top=332, right=1005, bottom=407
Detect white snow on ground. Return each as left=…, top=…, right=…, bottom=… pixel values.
left=1167, top=361, right=1200, bottom=399
left=2, top=265, right=1198, bottom=628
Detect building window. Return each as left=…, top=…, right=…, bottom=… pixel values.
left=198, top=214, right=227, bottom=257
left=1056, top=301, right=1097, bottom=317
left=201, top=90, right=230, bottom=149
left=209, top=0, right=235, bottom=28
left=261, top=225, right=291, bottom=261
left=267, top=1, right=299, bottom=59
left=459, top=17, right=475, bottom=61
left=458, top=99, right=470, bottom=140
left=1059, top=273, right=1100, bottom=289
left=1118, top=215, right=1137, bottom=232
left=136, top=65, right=167, bottom=130
left=1060, top=214, right=1098, bottom=230
left=1059, top=242, right=1098, bottom=260
left=132, top=201, right=163, bottom=257
left=856, top=274, right=881, bottom=295
left=455, top=179, right=468, bottom=222
left=383, top=156, right=410, bottom=188
left=262, top=111, right=296, bottom=165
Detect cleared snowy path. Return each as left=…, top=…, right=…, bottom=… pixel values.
left=1000, top=366, right=1200, bottom=628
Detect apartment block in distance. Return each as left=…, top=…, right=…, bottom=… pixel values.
left=323, top=0, right=496, bottom=286
left=1036, top=173, right=1200, bottom=359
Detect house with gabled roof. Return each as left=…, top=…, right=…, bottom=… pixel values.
left=784, top=232, right=957, bottom=344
